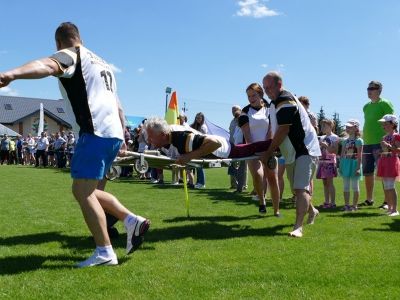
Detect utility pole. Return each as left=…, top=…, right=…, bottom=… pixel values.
left=182, top=101, right=188, bottom=113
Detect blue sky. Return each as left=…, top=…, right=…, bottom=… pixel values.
left=1, top=0, right=400, bottom=130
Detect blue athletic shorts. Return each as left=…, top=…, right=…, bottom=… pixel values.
left=71, top=133, right=122, bottom=180
left=362, top=144, right=381, bottom=175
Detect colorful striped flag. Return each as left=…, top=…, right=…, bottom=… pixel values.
left=165, top=91, right=179, bottom=125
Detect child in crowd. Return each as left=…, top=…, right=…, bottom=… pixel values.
left=376, top=114, right=400, bottom=217
left=339, top=119, right=363, bottom=211
left=317, top=119, right=339, bottom=208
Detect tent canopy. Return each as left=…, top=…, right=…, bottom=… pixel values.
left=0, top=123, right=19, bottom=136
left=126, top=115, right=146, bottom=129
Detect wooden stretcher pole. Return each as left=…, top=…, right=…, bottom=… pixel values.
left=182, top=168, right=190, bottom=218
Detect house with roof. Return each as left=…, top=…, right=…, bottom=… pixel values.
left=0, top=95, right=74, bottom=137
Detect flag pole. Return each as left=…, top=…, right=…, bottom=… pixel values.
left=165, top=87, right=172, bottom=113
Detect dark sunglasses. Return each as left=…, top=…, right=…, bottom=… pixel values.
left=367, top=87, right=380, bottom=91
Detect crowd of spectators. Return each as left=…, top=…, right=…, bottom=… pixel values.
left=0, top=130, right=76, bottom=168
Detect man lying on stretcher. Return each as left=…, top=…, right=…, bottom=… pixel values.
left=144, top=117, right=273, bottom=166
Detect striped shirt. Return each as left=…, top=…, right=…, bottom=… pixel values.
left=271, top=90, right=321, bottom=164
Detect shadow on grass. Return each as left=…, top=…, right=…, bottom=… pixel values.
left=0, top=222, right=289, bottom=274
left=0, top=220, right=290, bottom=249
left=163, top=215, right=263, bottom=223
left=326, top=212, right=385, bottom=218
left=0, top=232, right=142, bottom=274
left=0, top=232, right=94, bottom=251
left=195, top=188, right=296, bottom=209
left=363, top=218, right=400, bottom=232
left=0, top=254, right=82, bottom=276
left=146, top=222, right=289, bottom=243
left=109, top=179, right=297, bottom=209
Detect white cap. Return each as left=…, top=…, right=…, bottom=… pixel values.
left=378, top=114, right=398, bottom=124
left=345, top=119, right=360, bottom=128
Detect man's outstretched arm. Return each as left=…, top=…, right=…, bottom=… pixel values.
left=0, top=58, right=62, bottom=88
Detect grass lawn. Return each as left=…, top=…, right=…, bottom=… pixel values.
left=1, top=165, right=400, bottom=299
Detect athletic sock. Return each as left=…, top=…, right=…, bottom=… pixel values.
left=97, top=245, right=115, bottom=257
left=124, top=214, right=137, bottom=229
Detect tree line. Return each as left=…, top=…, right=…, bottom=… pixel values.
left=317, top=107, right=344, bottom=136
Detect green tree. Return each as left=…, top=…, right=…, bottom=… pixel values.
left=317, top=106, right=326, bottom=135
left=332, top=112, right=344, bottom=136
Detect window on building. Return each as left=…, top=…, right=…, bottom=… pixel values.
left=4, top=104, right=12, bottom=110
left=56, top=107, right=65, bottom=113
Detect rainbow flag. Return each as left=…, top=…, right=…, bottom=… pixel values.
left=165, top=91, right=179, bottom=125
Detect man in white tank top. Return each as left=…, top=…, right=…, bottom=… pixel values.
left=0, top=22, right=150, bottom=267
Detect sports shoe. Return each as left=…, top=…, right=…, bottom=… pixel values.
left=307, top=208, right=319, bottom=225
left=341, top=205, right=351, bottom=211
left=76, top=250, right=118, bottom=268
left=388, top=211, right=399, bottom=217
left=360, top=200, right=374, bottom=206
left=259, top=204, right=267, bottom=214
left=349, top=206, right=358, bottom=211
left=252, top=195, right=259, bottom=201
left=150, top=178, right=159, bottom=184
left=379, top=203, right=388, bottom=210
left=126, top=216, right=151, bottom=254
left=194, top=183, right=205, bottom=189
left=289, top=227, right=303, bottom=238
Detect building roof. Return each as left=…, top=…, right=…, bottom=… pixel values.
left=0, top=95, right=73, bottom=127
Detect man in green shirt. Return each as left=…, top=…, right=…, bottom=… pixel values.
left=362, top=81, right=394, bottom=207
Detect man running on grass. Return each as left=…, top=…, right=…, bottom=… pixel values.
left=0, top=22, right=150, bottom=267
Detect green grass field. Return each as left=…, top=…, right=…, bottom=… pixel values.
left=1, top=165, right=399, bottom=299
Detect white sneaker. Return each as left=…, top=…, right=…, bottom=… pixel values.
left=76, top=250, right=118, bottom=268
left=251, top=195, right=259, bottom=201
left=171, top=181, right=179, bottom=185
left=289, top=227, right=303, bottom=238
left=150, top=179, right=159, bottom=184
left=126, top=216, right=151, bottom=254
left=194, top=183, right=205, bottom=189
left=389, top=211, right=399, bottom=217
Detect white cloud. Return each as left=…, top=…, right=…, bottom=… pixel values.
left=276, top=63, right=285, bottom=72
left=137, top=67, right=145, bottom=73
left=261, top=63, right=268, bottom=68
left=236, top=0, right=279, bottom=18
left=109, top=63, right=122, bottom=73
left=0, top=86, right=19, bottom=96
